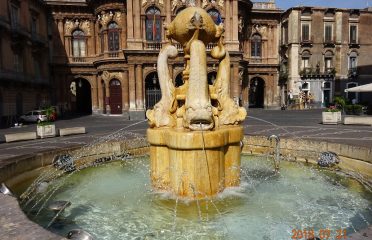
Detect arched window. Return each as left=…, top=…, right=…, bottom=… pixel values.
left=72, top=29, right=86, bottom=57
left=146, top=7, right=162, bottom=42
left=207, top=9, right=222, bottom=24
left=108, top=22, right=120, bottom=52
left=251, top=34, right=261, bottom=57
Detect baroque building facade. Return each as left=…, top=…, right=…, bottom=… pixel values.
left=0, top=0, right=287, bottom=124
left=281, top=6, right=372, bottom=108
left=0, top=0, right=50, bottom=126
left=45, top=0, right=281, bottom=119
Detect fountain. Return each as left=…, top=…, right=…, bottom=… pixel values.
left=146, top=7, right=246, bottom=199
left=1, top=6, right=371, bottom=240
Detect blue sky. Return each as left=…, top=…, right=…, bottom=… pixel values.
left=271, top=0, right=370, bottom=9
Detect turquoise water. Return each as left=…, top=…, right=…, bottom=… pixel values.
left=21, top=155, right=371, bottom=240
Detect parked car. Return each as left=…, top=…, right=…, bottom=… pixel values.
left=19, top=110, right=48, bottom=123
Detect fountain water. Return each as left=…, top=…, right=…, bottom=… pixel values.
left=146, top=7, right=246, bottom=199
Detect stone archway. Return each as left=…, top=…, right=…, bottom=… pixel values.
left=75, top=78, right=92, bottom=114
left=145, top=71, right=161, bottom=109
left=175, top=72, right=183, bottom=87
left=109, top=79, right=122, bottom=114
left=207, top=71, right=217, bottom=85
left=249, top=77, right=265, bottom=108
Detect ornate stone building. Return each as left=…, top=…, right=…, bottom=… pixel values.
left=0, top=0, right=50, bottom=126
left=0, top=0, right=283, bottom=124
left=281, top=6, right=372, bottom=108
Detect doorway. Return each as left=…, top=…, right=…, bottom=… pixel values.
left=249, top=77, right=265, bottom=108
left=75, top=78, right=92, bottom=115
left=109, top=79, right=122, bottom=114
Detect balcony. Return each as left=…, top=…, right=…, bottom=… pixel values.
left=108, top=51, right=119, bottom=58
left=300, top=37, right=313, bottom=47
left=323, top=38, right=335, bottom=47
left=349, top=39, right=360, bottom=48
left=348, top=68, right=358, bottom=77
left=145, top=41, right=162, bottom=50
left=253, top=2, right=277, bottom=9
left=300, top=67, right=335, bottom=79
left=206, top=43, right=217, bottom=50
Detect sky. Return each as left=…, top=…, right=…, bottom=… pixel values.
left=271, top=0, right=370, bottom=9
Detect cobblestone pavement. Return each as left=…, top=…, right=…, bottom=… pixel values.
left=0, top=109, right=371, bottom=162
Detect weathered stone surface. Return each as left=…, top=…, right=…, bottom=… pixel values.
left=0, top=194, right=64, bottom=240
left=344, top=116, right=372, bottom=126
left=4, top=132, right=37, bottom=143
left=59, top=127, right=86, bottom=136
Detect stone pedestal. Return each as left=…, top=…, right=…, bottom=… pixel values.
left=147, top=126, right=243, bottom=199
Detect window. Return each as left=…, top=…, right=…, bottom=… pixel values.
left=145, top=7, right=162, bottom=42
left=324, top=24, right=333, bottom=42
left=72, top=30, right=86, bottom=57
left=10, top=4, right=19, bottom=27
left=301, top=51, right=311, bottom=71
left=324, top=51, right=333, bottom=73
left=346, top=82, right=358, bottom=103
left=349, top=52, right=357, bottom=70
left=100, top=33, right=104, bottom=53
left=251, top=34, right=262, bottom=57
left=31, top=16, right=37, bottom=34
left=349, top=25, right=357, bottom=43
left=207, top=9, right=222, bottom=25
left=108, top=22, right=120, bottom=52
left=14, top=52, right=23, bottom=72
left=301, top=23, right=310, bottom=42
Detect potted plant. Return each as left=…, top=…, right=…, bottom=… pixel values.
left=322, top=106, right=341, bottom=124
left=37, top=106, right=56, bottom=138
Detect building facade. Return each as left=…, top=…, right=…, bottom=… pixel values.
left=281, top=6, right=372, bottom=108
left=45, top=0, right=264, bottom=119
left=0, top=0, right=282, bottom=124
left=0, top=0, right=50, bottom=126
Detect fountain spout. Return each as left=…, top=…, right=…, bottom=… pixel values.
left=268, top=135, right=280, bottom=172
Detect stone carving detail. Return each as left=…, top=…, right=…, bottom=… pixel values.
left=218, top=0, right=224, bottom=7
left=97, top=11, right=122, bottom=27
left=101, top=71, right=123, bottom=82
left=143, top=0, right=164, bottom=7
left=238, top=16, right=244, bottom=33
left=172, top=0, right=197, bottom=11
left=252, top=24, right=267, bottom=36
left=202, top=0, right=209, bottom=8
left=64, top=19, right=91, bottom=35
left=148, top=7, right=246, bottom=130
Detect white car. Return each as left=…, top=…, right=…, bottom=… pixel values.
left=19, top=110, right=48, bottom=123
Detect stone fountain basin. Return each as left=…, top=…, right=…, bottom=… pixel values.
left=0, top=136, right=371, bottom=239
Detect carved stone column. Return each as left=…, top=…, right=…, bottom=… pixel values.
left=105, top=80, right=111, bottom=114
left=98, top=75, right=104, bottom=114
left=92, top=75, right=99, bottom=114
left=135, top=64, right=144, bottom=109
left=123, top=70, right=129, bottom=111
left=128, top=65, right=136, bottom=109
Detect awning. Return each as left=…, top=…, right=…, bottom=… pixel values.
left=345, top=83, right=372, bottom=92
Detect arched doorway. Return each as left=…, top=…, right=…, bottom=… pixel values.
left=175, top=72, right=184, bottom=87
left=207, top=71, right=217, bottom=85
left=75, top=78, right=92, bottom=114
left=249, top=77, right=265, bottom=108
left=145, top=72, right=161, bottom=109
left=109, top=79, right=122, bottom=114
